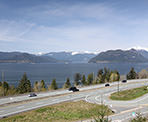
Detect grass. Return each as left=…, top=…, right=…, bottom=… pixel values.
left=0, top=101, right=113, bottom=122
left=110, top=86, right=148, bottom=101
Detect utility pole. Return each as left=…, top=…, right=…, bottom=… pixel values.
left=2, top=71, right=5, bottom=96
left=117, top=80, right=119, bottom=94
left=93, top=72, right=95, bottom=82
left=101, top=93, right=103, bottom=105
left=2, top=71, right=4, bottom=82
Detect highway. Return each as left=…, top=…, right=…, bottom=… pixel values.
left=0, top=78, right=147, bottom=105
left=0, top=79, right=148, bottom=122
left=85, top=81, right=148, bottom=122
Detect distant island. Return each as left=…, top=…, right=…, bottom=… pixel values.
left=89, top=49, right=148, bottom=63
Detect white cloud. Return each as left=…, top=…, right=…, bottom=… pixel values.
left=0, top=1, right=148, bottom=53
left=0, top=20, right=35, bottom=42
left=44, top=3, right=115, bottom=19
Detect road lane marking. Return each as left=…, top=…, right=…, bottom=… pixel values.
left=52, top=99, right=59, bottom=101
left=112, top=120, right=122, bottom=122
left=36, top=102, right=44, bottom=105
left=1, top=80, right=148, bottom=119
left=17, top=106, right=24, bottom=109
left=0, top=110, right=4, bottom=113
left=1, top=79, right=148, bottom=107
left=120, top=106, right=142, bottom=114
left=109, top=106, right=143, bottom=118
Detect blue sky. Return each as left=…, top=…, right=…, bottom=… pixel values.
left=0, top=0, right=148, bottom=53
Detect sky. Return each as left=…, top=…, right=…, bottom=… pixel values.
left=0, top=0, right=148, bottom=54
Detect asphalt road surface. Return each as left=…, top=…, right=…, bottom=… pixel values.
left=0, top=79, right=147, bottom=105
left=1, top=79, right=148, bottom=122
left=85, top=81, right=148, bottom=122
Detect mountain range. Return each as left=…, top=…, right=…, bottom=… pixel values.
left=0, top=52, right=57, bottom=63
left=89, top=49, right=148, bottom=63
left=0, top=48, right=148, bottom=63
left=137, top=49, right=148, bottom=59
left=42, top=52, right=96, bottom=63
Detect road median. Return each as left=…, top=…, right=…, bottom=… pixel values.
left=110, top=85, right=148, bottom=101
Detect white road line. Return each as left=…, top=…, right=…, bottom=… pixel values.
left=95, top=96, right=100, bottom=101
left=113, top=107, right=147, bottom=122
left=94, top=90, right=148, bottom=105
left=132, top=94, right=148, bottom=103
left=17, top=106, right=24, bottom=109
left=1, top=79, right=148, bottom=119
left=36, top=102, right=44, bottom=105
left=52, top=99, right=59, bottom=101
left=0, top=79, right=148, bottom=106
left=0, top=100, right=71, bottom=118
left=0, top=110, right=4, bottom=113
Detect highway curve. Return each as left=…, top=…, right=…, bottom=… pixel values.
left=0, top=79, right=148, bottom=122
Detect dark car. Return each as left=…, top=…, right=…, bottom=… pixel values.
left=122, top=80, right=127, bottom=83
left=105, top=83, right=110, bottom=87
left=28, top=93, right=37, bottom=97
left=69, top=87, right=79, bottom=92
left=73, top=88, right=79, bottom=92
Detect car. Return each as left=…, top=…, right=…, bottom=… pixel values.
left=122, top=80, right=127, bottom=83
left=68, top=87, right=76, bottom=91
left=68, top=87, right=79, bottom=92
left=105, top=83, right=110, bottom=87
left=28, top=93, right=37, bottom=97
left=73, top=88, right=79, bottom=92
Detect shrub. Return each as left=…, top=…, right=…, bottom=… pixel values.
left=130, top=113, right=146, bottom=122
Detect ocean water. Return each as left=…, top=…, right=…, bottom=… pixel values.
left=0, top=63, right=148, bottom=88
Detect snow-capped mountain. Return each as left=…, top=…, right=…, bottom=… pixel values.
left=136, top=49, right=148, bottom=59
left=42, top=51, right=98, bottom=63
left=130, top=46, right=148, bottom=51
left=129, top=47, right=148, bottom=59
left=89, top=49, right=148, bottom=63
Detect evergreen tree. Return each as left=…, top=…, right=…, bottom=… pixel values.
left=63, top=78, right=71, bottom=89
left=103, top=68, right=111, bottom=82
left=116, top=71, right=120, bottom=81
left=0, top=81, right=2, bottom=86
left=81, top=75, right=86, bottom=85
left=74, top=73, right=81, bottom=86
left=97, top=69, right=103, bottom=77
left=2, top=81, right=9, bottom=96
left=40, top=80, right=46, bottom=91
left=26, top=80, right=31, bottom=92
left=127, top=67, right=137, bottom=80
left=17, top=73, right=31, bottom=94
left=97, top=69, right=104, bottom=83
left=105, top=69, right=111, bottom=82
left=87, top=73, right=93, bottom=85
left=0, top=85, right=3, bottom=96
left=50, top=79, right=58, bottom=90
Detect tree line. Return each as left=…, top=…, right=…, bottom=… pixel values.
left=73, top=67, right=120, bottom=86
left=126, top=67, right=148, bottom=80
left=0, top=67, right=148, bottom=97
